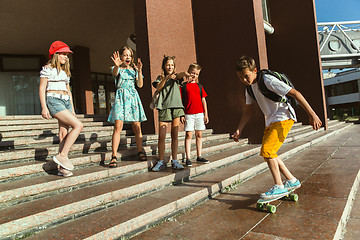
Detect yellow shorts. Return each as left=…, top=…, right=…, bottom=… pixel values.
left=260, top=119, right=294, bottom=159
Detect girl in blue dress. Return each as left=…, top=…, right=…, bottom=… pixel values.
left=107, top=46, right=147, bottom=167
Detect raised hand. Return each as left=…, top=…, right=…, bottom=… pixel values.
left=134, top=58, right=143, bottom=71
left=111, top=51, right=123, bottom=67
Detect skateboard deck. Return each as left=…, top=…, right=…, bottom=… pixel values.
left=256, top=189, right=298, bottom=213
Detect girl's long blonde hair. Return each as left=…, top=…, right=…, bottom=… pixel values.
left=47, top=53, right=71, bottom=77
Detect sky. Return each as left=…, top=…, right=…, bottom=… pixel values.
left=315, top=0, right=360, bottom=23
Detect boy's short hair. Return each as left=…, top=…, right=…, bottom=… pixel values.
left=235, top=56, right=257, bottom=72
left=188, top=63, right=202, bottom=72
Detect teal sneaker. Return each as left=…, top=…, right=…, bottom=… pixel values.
left=152, top=160, right=166, bottom=172
left=260, top=185, right=289, bottom=200
left=171, top=159, right=184, bottom=170
left=284, top=179, right=301, bottom=191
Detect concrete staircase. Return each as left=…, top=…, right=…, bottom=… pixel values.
left=0, top=115, right=352, bottom=239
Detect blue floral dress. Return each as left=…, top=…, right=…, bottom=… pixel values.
left=107, top=68, right=147, bottom=123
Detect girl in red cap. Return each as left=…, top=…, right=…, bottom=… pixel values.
left=107, top=46, right=147, bottom=168
left=39, top=41, right=83, bottom=177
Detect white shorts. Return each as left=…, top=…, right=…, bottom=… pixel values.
left=184, top=113, right=206, bottom=132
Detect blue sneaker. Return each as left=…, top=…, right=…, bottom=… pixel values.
left=152, top=160, right=166, bottom=172
left=260, top=185, right=289, bottom=200
left=284, top=179, right=301, bottom=191
left=171, top=159, right=184, bottom=170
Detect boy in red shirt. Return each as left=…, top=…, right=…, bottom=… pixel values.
left=181, top=63, right=209, bottom=166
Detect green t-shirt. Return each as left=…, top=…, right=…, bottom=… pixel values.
left=152, top=75, right=184, bottom=110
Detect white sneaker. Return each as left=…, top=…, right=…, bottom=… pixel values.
left=53, top=155, right=74, bottom=170
left=57, top=167, right=73, bottom=177
left=171, top=160, right=184, bottom=170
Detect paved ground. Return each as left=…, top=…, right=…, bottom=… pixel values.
left=133, top=124, right=360, bottom=240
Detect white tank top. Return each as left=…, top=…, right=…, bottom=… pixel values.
left=40, top=66, right=70, bottom=92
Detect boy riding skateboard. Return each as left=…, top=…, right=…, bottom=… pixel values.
left=232, top=56, right=322, bottom=200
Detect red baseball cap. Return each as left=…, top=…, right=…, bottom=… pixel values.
left=48, top=41, right=73, bottom=59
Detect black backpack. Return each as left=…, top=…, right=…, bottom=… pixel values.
left=246, top=69, right=298, bottom=110
left=181, top=82, right=203, bottom=106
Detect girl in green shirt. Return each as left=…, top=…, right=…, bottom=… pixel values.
left=152, top=56, right=189, bottom=171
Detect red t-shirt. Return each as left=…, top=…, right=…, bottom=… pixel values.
left=181, top=82, right=208, bottom=114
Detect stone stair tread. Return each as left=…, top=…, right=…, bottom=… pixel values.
left=3, top=151, right=266, bottom=239
left=0, top=169, right=170, bottom=224
left=0, top=132, right=235, bottom=163
left=0, top=117, right=108, bottom=126
left=0, top=138, right=250, bottom=201
left=0, top=118, right=353, bottom=240
left=133, top=124, right=360, bottom=240
left=0, top=136, right=249, bottom=205
left=0, top=124, right=341, bottom=239
left=0, top=129, right=214, bottom=150
left=22, top=129, right=322, bottom=240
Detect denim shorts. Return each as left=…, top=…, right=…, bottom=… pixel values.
left=46, top=96, right=73, bottom=116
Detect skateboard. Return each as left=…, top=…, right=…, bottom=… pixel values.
left=256, top=189, right=298, bottom=213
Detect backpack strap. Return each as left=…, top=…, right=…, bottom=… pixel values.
left=246, top=72, right=262, bottom=101
left=197, top=83, right=203, bottom=99
left=257, top=70, right=286, bottom=103
left=181, top=83, right=187, bottom=107
left=259, top=69, right=297, bottom=118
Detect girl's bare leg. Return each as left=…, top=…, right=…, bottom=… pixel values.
left=112, top=120, right=124, bottom=157
left=132, top=122, right=143, bottom=153
left=58, top=122, right=69, bottom=154
left=158, top=121, right=167, bottom=161
left=171, top=117, right=180, bottom=160
left=54, top=110, right=83, bottom=158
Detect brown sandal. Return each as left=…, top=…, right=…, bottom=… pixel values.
left=109, top=156, right=117, bottom=168
left=137, top=151, right=147, bottom=161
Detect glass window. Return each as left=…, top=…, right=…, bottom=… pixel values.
left=0, top=55, right=43, bottom=116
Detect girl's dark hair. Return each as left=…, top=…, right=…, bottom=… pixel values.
left=161, top=55, right=176, bottom=78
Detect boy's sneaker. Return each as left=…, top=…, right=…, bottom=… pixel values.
left=152, top=160, right=166, bottom=172
left=171, top=160, right=184, bottom=170
left=284, top=179, right=301, bottom=191
left=260, top=185, right=289, bottom=200
left=185, top=159, right=192, bottom=166
left=196, top=156, right=209, bottom=164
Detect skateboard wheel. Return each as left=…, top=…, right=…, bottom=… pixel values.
left=256, top=203, right=263, bottom=210
left=267, top=205, right=276, bottom=213
left=290, top=194, right=298, bottom=202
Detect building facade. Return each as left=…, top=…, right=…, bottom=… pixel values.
left=0, top=0, right=327, bottom=143
left=324, top=69, right=360, bottom=119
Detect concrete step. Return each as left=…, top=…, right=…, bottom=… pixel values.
left=16, top=122, right=353, bottom=240
left=0, top=136, right=247, bottom=206
left=0, top=122, right=352, bottom=239
left=0, top=120, right=115, bottom=132
left=0, top=114, right=106, bottom=120
left=132, top=123, right=360, bottom=240
left=0, top=129, right=219, bottom=180
left=0, top=115, right=108, bottom=126
left=0, top=129, right=216, bottom=165
left=0, top=141, right=257, bottom=239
